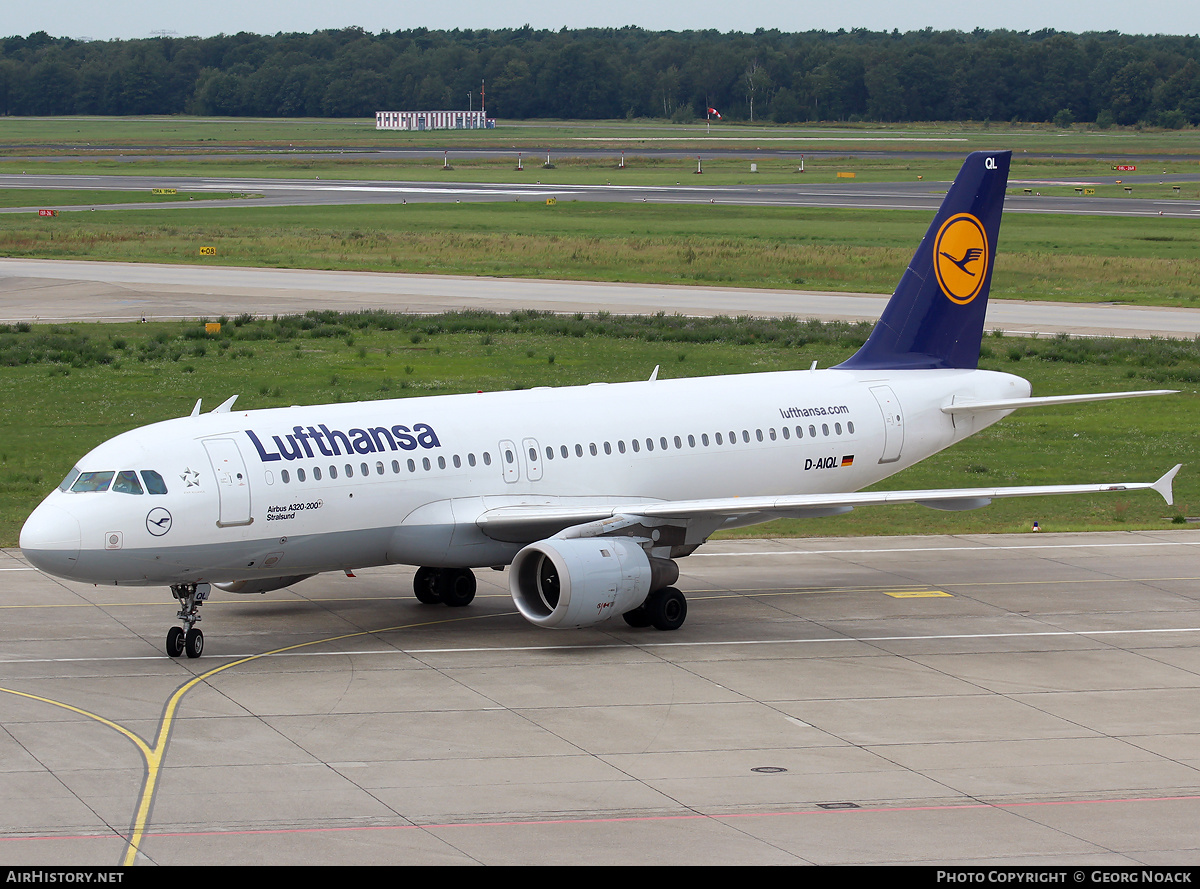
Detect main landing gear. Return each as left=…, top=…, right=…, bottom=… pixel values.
left=622, top=586, right=688, bottom=631
left=167, top=582, right=209, bottom=658
left=413, top=567, right=477, bottom=607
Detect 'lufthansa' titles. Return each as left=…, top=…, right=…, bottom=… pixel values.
left=245, top=422, right=441, bottom=462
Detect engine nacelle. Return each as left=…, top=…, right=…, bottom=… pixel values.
left=509, top=537, right=653, bottom=628
left=214, top=574, right=314, bottom=595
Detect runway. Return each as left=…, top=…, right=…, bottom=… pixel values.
left=4, top=530, right=1200, bottom=865
left=3, top=258, right=1199, bottom=339
left=3, top=171, right=1200, bottom=217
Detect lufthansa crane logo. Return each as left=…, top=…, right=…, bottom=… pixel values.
left=934, top=213, right=989, bottom=305
left=146, top=508, right=173, bottom=537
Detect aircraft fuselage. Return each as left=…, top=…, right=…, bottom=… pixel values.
left=20, top=365, right=1030, bottom=587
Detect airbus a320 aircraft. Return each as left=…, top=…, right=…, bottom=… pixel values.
left=20, top=151, right=1180, bottom=658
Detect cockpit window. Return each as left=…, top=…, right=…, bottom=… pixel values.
left=113, top=471, right=144, bottom=495
left=70, top=471, right=114, bottom=493
left=141, top=470, right=168, bottom=495
left=58, top=468, right=81, bottom=492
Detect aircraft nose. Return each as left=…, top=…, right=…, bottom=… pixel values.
left=19, top=503, right=82, bottom=578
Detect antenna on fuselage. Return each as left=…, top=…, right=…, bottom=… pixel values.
left=211, top=395, right=239, bottom=413
left=189, top=398, right=202, bottom=417
left=649, top=365, right=660, bottom=382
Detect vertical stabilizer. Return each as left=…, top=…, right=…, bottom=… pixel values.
left=837, top=150, right=1011, bottom=370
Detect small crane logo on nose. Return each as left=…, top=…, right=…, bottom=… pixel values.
left=147, top=508, right=173, bottom=536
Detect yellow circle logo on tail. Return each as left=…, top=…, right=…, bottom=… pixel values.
left=933, top=213, right=989, bottom=304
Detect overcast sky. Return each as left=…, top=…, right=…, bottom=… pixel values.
left=7, top=0, right=1199, bottom=42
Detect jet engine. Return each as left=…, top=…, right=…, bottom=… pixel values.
left=509, top=537, right=656, bottom=628
left=214, top=574, right=314, bottom=595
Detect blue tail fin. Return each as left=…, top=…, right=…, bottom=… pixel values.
left=837, top=150, right=1011, bottom=370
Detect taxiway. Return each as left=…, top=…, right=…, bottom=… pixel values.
left=3, top=531, right=1200, bottom=865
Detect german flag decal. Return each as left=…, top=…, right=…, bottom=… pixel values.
left=933, top=212, right=989, bottom=305
left=841, top=455, right=855, bottom=467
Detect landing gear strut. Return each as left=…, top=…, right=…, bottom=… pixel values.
left=623, top=586, right=687, bottom=631
left=413, top=567, right=477, bottom=607
left=167, top=582, right=209, bottom=658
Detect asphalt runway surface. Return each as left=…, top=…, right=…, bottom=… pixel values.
left=4, top=530, right=1200, bottom=865
left=3, top=170, right=1200, bottom=217
left=3, top=258, right=1199, bottom=339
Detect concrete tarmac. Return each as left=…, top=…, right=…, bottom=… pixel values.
left=3, top=258, right=1200, bottom=339
left=3, top=530, right=1200, bottom=865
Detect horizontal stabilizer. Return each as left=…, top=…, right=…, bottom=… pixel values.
left=943, top=389, right=1177, bottom=414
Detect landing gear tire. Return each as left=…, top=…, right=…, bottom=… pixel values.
left=166, top=626, right=185, bottom=657
left=413, top=567, right=441, bottom=604
left=622, top=605, right=653, bottom=628
left=413, top=567, right=477, bottom=607
left=645, top=586, right=687, bottom=631
left=185, top=628, right=204, bottom=659
left=439, top=568, right=476, bottom=607
left=168, top=582, right=209, bottom=659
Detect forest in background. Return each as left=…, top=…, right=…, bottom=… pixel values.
left=1, top=26, right=1199, bottom=127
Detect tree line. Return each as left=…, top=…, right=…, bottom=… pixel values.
left=1, top=26, right=1199, bottom=127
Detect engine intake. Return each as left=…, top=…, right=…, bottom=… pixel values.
left=510, top=537, right=654, bottom=628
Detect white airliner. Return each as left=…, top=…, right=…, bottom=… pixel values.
left=19, top=151, right=1179, bottom=658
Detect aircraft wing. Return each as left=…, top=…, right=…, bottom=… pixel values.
left=476, top=465, right=1181, bottom=542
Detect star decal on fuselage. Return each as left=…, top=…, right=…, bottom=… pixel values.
left=181, top=468, right=201, bottom=487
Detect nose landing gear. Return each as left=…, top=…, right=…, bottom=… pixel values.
left=167, top=582, right=209, bottom=658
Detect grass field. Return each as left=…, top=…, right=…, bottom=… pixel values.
left=2, top=116, right=1200, bottom=157
left=2, top=117, right=1197, bottom=305
left=2, top=200, right=1198, bottom=305
left=4, top=154, right=1200, bottom=195
left=0, top=189, right=252, bottom=208
left=1, top=312, right=1196, bottom=548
